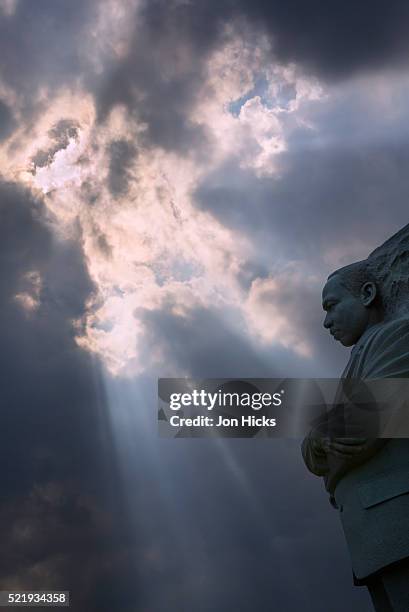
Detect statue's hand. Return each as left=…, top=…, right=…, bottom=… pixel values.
left=321, top=437, right=368, bottom=458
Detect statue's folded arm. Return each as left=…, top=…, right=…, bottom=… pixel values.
left=301, top=435, right=329, bottom=476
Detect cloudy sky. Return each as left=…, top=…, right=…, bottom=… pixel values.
left=2, top=0, right=409, bottom=610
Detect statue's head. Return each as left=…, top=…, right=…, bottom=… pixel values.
left=322, top=260, right=383, bottom=346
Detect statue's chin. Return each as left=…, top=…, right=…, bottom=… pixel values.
left=339, top=335, right=354, bottom=347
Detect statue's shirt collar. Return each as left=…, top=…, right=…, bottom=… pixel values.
left=351, top=322, right=384, bottom=357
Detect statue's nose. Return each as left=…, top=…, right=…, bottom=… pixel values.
left=323, top=314, right=331, bottom=329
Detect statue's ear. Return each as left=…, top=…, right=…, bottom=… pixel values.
left=361, top=281, right=377, bottom=307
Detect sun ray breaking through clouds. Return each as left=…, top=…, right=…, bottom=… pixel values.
left=4, top=2, right=409, bottom=610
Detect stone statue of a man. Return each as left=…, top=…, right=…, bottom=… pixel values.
left=302, top=227, right=409, bottom=611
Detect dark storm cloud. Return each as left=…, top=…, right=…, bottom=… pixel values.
left=194, top=144, right=409, bottom=267
left=0, top=181, right=139, bottom=611
left=107, top=139, right=138, bottom=196
left=231, top=0, right=409, bottom=79
left=0, top=1, right=94, bottom=94
left=0, top=99, right=15, bottom=140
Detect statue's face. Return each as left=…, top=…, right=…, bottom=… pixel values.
left=322, top=275, right=370, bottom=346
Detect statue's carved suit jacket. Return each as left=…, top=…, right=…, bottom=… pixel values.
left=302, top=317, right=409, bottom=580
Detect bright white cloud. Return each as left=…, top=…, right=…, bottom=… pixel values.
left=191, top=28, right=324, bottom=176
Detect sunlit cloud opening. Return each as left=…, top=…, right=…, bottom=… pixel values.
left=0, top=24, right=326, bottom=376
